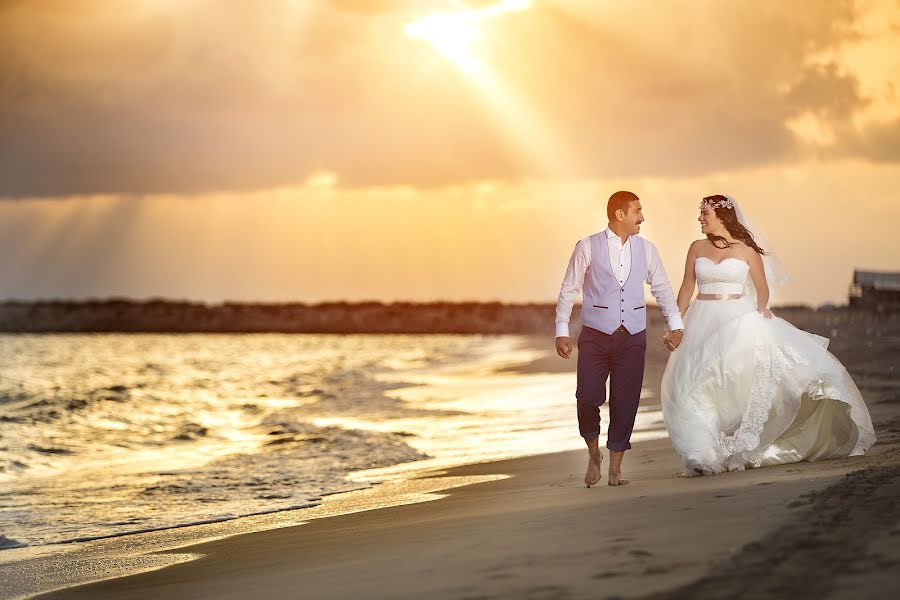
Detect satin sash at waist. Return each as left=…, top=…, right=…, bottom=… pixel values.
left=696, top=293, right=743, bottom=301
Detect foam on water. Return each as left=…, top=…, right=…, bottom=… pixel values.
left=0, top=333, right=664, bottom=551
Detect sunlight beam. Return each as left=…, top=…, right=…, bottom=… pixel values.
left=404, top=0, right=531, bottom=77
left=404, top=12, right=482, bottom=75
left=404, top=0, right=577, bottom=178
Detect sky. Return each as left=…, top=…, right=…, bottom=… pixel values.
left=1, top=0, right=899, bottom=306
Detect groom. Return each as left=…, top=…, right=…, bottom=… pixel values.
left=555, top=191, right=684, bottom=487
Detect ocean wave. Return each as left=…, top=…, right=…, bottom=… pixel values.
left=0, top=534, right=26, bottom=550
left=0, top=333, right=594, bottom=549
left=0, top=333, right=484, bottom=547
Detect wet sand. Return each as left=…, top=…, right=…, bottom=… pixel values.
left=12, top=310, right=900, bottom=599
left=30, top=418, right=900, bottom=599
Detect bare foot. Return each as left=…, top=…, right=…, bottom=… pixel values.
left=585, top=448, right=603, bottom=488
left=608, top=470, right=630, bottom=486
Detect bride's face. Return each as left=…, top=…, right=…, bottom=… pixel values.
left=698, top=207, right=725, bottom=236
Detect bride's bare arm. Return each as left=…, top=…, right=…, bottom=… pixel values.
left=676, top=241, right=699, bottom=316
left=747, top=250, right=770, bottom=314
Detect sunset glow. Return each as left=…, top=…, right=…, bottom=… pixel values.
left=404, top=0, right=531, bottom=76
left=0, top=1, right=898, bottom=306
left=1, top=4, right=898, bottom=596
left=405, top=12, right=481, bottom=74
left=404, top=0, right=572, bottom=176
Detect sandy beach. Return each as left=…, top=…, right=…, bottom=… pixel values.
left=1, top=311, right=896, bottom=599
left=26, top=439, right=900, bottom=600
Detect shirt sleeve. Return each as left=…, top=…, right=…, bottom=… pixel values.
left=645, top=238, right=685, bottom=331
left=555, top=238, right=591, bottom=338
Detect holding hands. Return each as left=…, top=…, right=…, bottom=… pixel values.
left=663, top=329, right=684, bottom=352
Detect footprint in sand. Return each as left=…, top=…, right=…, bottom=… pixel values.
left=524, top=584, right=572, bottom=599
left=592, top=571, right=622, bottom=579
left=643, top=564, right=675, bottom=575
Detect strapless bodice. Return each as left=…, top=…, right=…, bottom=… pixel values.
left=695, top=257, right=749, bottom=295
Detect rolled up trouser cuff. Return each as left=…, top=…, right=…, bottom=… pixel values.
left=606, top=440, right=632, bottom=451
left=581, top=432, right=601, bottom=441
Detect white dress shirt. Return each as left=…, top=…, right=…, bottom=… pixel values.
left=556, top=228, right=684, bottom=337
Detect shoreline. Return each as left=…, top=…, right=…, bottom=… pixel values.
left=3, top=313, right=896, bottom=598
left=0, top=452, right=526, bottom=599
left=4, top=434, right=895, bottom=599
left=0, top=333, right=572, bottom=551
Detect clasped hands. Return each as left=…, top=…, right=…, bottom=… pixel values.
left=663, top=329, right=684, bottom=352
left=664, top=308, right=772, bottom=352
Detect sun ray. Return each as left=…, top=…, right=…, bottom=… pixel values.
left=404, top=12, right=481, bottom=75
left=404, top=0, right=578, bottom=178
left=404, top=0, right=531, bottom=76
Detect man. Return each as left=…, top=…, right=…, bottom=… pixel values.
left=555, top=191, right=684, bottom=487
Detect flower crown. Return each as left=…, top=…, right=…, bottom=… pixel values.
left=699, top=196, right=734, bottom=210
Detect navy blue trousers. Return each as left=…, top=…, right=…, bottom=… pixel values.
left=575, top=325, right=646, bottom=451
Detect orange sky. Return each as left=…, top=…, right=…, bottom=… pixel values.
left=1, top=1, right=898, bottom=306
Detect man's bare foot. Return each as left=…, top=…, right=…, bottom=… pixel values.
left=585, top=447, right=603, bottom=488
left=607, top=449, right=629, bottom=486
left=608, top=470, right=630, bottom=486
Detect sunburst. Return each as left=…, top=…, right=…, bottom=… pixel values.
left=404, top=0, right=530, bottom=76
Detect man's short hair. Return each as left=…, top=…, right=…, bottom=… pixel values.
left=607, top=191, right=639, bottom=221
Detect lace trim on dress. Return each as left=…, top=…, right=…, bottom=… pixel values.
left=719, top=344, right=809, bottom=468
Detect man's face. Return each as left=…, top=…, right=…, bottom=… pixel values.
left=620, top=201, right=644, bottom=235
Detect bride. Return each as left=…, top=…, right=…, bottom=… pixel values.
left=661, top=195, right=876, bottom=476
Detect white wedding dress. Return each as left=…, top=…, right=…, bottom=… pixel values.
left=661, top=256, right=876, bottom=476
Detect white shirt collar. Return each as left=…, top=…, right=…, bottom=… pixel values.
left=604, top=227, right=629, bottom=246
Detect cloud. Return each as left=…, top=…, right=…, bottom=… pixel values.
left=0, top=0, right=896, bottom=196
left=852, top=117, right=900, bottom=161
left=2, top=160, right=898, bottom=305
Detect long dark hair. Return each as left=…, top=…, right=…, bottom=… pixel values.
left=703, top=195, right=767, bottom=255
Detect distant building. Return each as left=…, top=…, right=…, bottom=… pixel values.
left=849, top=270, right=900, bottom=311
